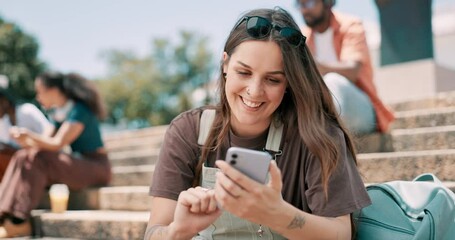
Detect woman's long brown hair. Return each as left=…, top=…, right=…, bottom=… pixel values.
left=37, top=71, right=106, bottom=119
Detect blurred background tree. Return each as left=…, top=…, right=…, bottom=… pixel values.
left=0, top=14, right=215, bottom=128
left=0, top=16, right=46, bottom=101
left=96, top=30, right=215, bottom=127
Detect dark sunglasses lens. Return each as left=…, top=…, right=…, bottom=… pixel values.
left=246, top=17, right=271, bottom=38
left=280, top=28, right=303, bottom=46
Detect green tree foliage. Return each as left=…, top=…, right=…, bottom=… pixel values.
left=0, top=16, right=46, bottom=101
left=97, top=30, right=214, bottom=127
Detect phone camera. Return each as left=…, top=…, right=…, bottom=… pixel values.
left=229, top=153, right=237, bottom=165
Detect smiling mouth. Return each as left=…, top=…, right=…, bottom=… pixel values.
left=241, top=97, right=263, bottom=108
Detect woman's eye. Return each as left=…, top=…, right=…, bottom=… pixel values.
left=236, top=71, right=250, bottom=76
left=268, top=78, right=281, bottom=84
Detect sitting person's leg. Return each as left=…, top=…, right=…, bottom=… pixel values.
left=0, top=149, right=38, bottom=238
left=324, top=72, right=376, bottom=135
left=0, top=148, right=111, bottom=238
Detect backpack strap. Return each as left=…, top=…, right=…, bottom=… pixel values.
left=198, top=109, right=283, bottom=158
left=198, top=109, right=216, bottom=145
left=265, top=122, right=283, bottom=153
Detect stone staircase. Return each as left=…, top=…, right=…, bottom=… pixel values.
left=30, top=92, right=455, bottom=239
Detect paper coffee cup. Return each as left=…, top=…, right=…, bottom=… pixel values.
left=49, top=184, right=69, bottom=213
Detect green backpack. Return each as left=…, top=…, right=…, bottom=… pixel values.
left=354, top=173, right=455, bottom=240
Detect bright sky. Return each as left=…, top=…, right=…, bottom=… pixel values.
left=0, top=0, right=452, bottom=79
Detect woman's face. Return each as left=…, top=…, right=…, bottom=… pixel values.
left=224, top=40, right=288, bottom=137
left=34, top=78, right=61, bottom=110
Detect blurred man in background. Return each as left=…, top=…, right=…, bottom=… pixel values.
left=297, top=0, right=394, bottom=135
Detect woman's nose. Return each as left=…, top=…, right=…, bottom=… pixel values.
left=246, top=81, right=264, bottom=97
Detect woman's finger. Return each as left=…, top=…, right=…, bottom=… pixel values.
left=187, top=187, right=212, bottom=213
left=206, top=190, right=219, bottom=213
left=267, top=160, right=282, bottom=191
left=178, top=190, right=199, bottom=211
left=216, top=171, right=246, bottom=198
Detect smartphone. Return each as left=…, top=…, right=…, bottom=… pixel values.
left=225, top=147, right=272, bottom=184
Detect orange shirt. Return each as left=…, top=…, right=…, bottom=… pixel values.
left=302, top=11, right=395, bottom=133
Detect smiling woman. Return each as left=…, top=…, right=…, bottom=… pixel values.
left=144, top=7, right=371, bottom=240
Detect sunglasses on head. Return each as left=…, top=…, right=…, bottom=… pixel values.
left=234, top=16, right=306, bottom=47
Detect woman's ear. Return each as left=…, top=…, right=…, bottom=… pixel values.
left=222, top=52, right=229, bottom=75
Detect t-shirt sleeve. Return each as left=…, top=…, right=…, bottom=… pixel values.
left=149, top=110, right=201, bottom=201
left=66, top=103, right=89, bottom=124
left=339, top=19, right=370, bottom=66
left=304, top=127, right=371, bottom=217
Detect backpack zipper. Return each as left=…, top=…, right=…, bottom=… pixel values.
left=357, top=217, right=415, bottom=236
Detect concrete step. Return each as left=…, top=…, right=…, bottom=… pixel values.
left=358, top=149, right=455, bottom=183
left=390, top=90, right=455, bottom=112
left=103, top=125, right=167, bottom=143
left=39, top=188, right=100, bottom=211
left=98, top=186, right=150, bottom=211
left=391, top=125, right=455, bottom=151
left=111, top=165, right=155, bottom=186
left=105, top=136, right=163, bottom=153
left=33, top=210, right=148, bottom=240
left=39, top=186, right=150, bottom=212
left=392, top=106, right=455, bottom=129
left=108, top=148, right=159, bottom=167
left=354, top=133, right=393, bottom=153
left=355, top=119, right=455, bottom=154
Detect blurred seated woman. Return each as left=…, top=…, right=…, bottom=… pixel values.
left=0, top=72, right=111, bottom=238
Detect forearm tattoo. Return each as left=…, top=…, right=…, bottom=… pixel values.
left=287, top=214, right=306, bottom=229
left=143, top=224, right=167, bottom=240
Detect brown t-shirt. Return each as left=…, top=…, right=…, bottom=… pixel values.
left=150, top=107, right=371, bottom=217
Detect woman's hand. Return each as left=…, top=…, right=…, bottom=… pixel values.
left=9, top=127, right=31, bottom=147
left=170, top=186, right=221, bottom=239
left=214, top=160, right=284, bottom=225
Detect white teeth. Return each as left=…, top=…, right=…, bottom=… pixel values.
left=243, top=98, right=262, bottom=108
